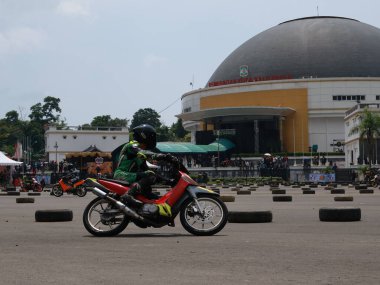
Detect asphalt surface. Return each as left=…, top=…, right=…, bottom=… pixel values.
left=1, top=184, right=380, bottom=285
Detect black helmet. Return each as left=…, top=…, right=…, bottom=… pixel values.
left=132, top=124, right=157, bottom=150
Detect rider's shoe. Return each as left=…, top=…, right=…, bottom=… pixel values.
left=120, top=193, right=143, bottom=207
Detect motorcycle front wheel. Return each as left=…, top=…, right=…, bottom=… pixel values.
left=180, top=196, right=228, bottom=236
left=83, top=197, right=129, bottom=237
left=51, top=185, right=63, bottom=197
left=75, top=185, right=87, bottom=197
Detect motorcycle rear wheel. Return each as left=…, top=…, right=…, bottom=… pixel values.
left=180, top=196, right=228, bottom=236
left=75, top=185, right=87, bottom=197
left=83, top=197, right=129, bottom=237
left=51, top=185, right=63, bottom=197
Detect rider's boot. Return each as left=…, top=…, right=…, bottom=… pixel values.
left=120, top=183, right=143, bottom=207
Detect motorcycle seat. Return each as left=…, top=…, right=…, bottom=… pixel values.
left=98, top=177, right=131, bottom=187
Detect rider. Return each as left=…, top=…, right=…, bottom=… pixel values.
left=114, top=124, right=177, bottom=210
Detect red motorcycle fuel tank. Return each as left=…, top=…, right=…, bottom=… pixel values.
left=97, top=180, right=129, bottom=195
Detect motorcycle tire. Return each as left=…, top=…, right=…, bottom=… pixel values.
left=83, top=197, right=129, bottom=237
left=51, top=185, right=63, bottom=197
left=76, top=186, right=87, bottom=197
left=180, top=195, right=228, bottom=236
left=34, top=185, right=42, bottom=192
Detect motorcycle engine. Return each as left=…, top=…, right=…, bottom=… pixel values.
left=138, top=204, right=159, bottom=218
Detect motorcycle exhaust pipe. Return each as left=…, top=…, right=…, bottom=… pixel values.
left=90, top=187, right=144, bottom=221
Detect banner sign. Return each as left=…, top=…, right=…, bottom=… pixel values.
left=309, top=173, right=335, bottom=182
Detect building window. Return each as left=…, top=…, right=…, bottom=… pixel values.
left=376, top=95, right=380, bottom=100
left=332, top=95, right=366, bottom=101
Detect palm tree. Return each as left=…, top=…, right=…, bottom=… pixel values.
left=349, top=107, right=380, bottom=167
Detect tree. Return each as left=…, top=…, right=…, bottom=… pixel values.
left=5, top=110, right=19, bottom=123
left=29, top=96, right=62, bottom=124
left=130, top=108, right=161, bottom=130
left=171, top=118, right=188, bottom=140
left=90, top=115, right=128, bottom=127
left=0, top=110, right=24, bottom=155
left=157, top=125, right=172, bottom=141
left=349, top=108, right=380, bottom=166
left=28, top=96, right=63, bottom=158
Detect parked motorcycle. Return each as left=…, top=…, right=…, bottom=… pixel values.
left=51, top=171, right=87, bottom=197
left=83, top=161, right=228, bottom=236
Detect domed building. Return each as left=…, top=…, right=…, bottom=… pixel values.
left=178, top=16, right=380, bottom=156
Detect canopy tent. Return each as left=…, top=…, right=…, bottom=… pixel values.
left=65, top=152, right=111, bottom=159
left=0, top=151, right=23, bottom=166
left=156, top=142, right=208, bottom=154
left=65, top=145, right=111, bottom=159
left=156, top=139, right=235, bottom=154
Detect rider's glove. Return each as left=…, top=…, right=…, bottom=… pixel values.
left=136, top=170, right=155, bottom=180
left=163, top=154, right=178, bottom=163
left=137, top=152, right=147, bottom=160
left=155, top=153, right=170, bottom=161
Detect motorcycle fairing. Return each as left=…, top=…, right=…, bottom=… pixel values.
left=85, top=178, right=112, bottom=194
left=171, top=185, right=219, bottom=214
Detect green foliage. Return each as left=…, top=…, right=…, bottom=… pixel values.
left=322, top=166, right=333, bottom=174
left=157, top=125, right=172, bottom=141
left=349, top=108, right=380, bottom=166
left=357, top=165, right=370, bottom=175
left=130, top=108, right=161, bottom=130
left=171, top=118, right=188, bottom=139
left=29, top=96, right=62, bottom=124
left=90, top=115, right=128, bottom=127
left=0, top=96, right=63, bottom=159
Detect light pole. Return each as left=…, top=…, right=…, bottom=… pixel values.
left=54, top=142, right=58, bottom=172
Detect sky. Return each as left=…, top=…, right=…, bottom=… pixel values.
left=0, top=0, right=378, bottom=127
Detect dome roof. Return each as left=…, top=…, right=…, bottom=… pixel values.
left=207, top=16, right=380, bottom=87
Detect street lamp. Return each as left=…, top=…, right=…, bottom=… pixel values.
left=54, top=142, right=58, bottom=172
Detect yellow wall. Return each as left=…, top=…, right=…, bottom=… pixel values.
left=200, top=89, right=309, bottom=153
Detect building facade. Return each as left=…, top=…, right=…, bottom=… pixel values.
left=178, top=16, right=380, bottom=156
left=45, top=125, right=129, bottom=163
left=344, top=103, right=380, bottom=167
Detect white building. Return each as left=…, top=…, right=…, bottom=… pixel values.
left=178, top=16, right=380, bottom=157
left=344, top=103, right=380, bottom=167
left=45, top=125, right=129, bottom=163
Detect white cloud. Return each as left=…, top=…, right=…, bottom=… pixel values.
left=143, top=54, right=169, bottom=67
left=0, top=27, right=45, bottom=55
left=56, top=0, right=89, bottom=17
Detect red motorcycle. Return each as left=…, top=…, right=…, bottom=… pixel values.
left=20, top=176, right=42, bottom=192
left=51, top=172, right=87, bottom=197
left=83, top=161, right=228, bottom=236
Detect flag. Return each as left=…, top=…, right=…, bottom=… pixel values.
left=13, top=141, right=23, bottom=161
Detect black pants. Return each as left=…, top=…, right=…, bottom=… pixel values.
left=129, top=172, right=157, bottom=198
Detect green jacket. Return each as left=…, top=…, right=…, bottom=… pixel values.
left=113, top=140, right=161, bottom=183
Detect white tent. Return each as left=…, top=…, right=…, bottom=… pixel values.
left=0, top=151, right=23, bottom=166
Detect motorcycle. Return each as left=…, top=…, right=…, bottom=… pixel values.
left=20, top=176, right=42, bottom=192
left=83, top=161, right=228, bottom=236
left=370, top=174, right=380, bottom=187
left=51, top=171, right=87, bottom=197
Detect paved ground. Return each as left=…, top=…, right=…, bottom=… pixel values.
left=1, top=184, right=380, bottom=285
